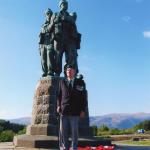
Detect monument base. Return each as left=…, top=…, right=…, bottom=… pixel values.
left=13, top=135, right=58, bottom=149
left=14, top=134, right=111, bottom=149
left=26, top=124, right=58, bottom=136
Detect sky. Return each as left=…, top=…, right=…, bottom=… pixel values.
left=0, top=0, right=150, bottom=119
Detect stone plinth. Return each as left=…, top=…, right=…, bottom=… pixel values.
left=14, top=76, right=93, bottom=149
left=26, top=124, right=58, bottom=136
left=27, top=77, right=60, bottom=136
left=14, top=135, right=59, bottom=149
left=31, top=77, right=59, bottom=123
left=14, top=77, right=60, bottom=148
left=14, top=134, right=111, bottom=149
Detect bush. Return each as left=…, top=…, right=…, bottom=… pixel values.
left=134, top=120, right=150, bottom=131
left=110, top=128, right=121, bottom=135
left=124, top=128, right=134, bottom=134
left=0, top=130, right=14, bottom=142
left=0, top=120, right=25, bottom=133
left=18, top=127, right=26, bottom=135
left=97, top=131, right=110, bottom=136
left=98, top=124, right=109, bottom=132
left=0, top=126, right=4, bottom=133
left=90, top=126, right=98, bottom=136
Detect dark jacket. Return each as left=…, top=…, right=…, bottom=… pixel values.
left=57, top=77, right=87, bottom=116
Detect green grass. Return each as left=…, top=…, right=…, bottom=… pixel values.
left=116, top=140, right=150, bottom=146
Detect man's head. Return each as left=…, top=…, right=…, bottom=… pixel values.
left=59, top=0, right=68, bottom=11
left=65, top=64, right=76, bottom=79
left=45, top=8, right=53, bottom=22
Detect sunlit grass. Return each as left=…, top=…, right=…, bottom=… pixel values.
left=116, top=140, right=150, bottom=146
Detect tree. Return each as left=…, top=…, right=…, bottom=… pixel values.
left=134, top=120, right=150, bottom=131
left=99, top=124, right=109, bottom=131
left=0, top=130, right=14, bottom=142
left=0, top=120, right=25, bottom=133
left=90, top=126, right=97, bottom=136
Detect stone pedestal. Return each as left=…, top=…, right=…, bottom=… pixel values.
left=26, top=124, right=58, bottom=136
left=14, top=77, right=60, bottom=148
left=27, top=76, right=59, bottom=136
left=14, top=76, right=94, bottom=149
left=79, top=91, right=91, bottom=136
left=31, top=78, right=58, bottom=123
left=14, top=135, right=111, bottom=149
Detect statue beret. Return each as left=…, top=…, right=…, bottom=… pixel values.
left=59, top=0, right=68, bottom=7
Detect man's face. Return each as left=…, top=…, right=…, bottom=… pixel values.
left=60, top=2, right=68, bottom=11
left=66, top=68, right=76, bottom=78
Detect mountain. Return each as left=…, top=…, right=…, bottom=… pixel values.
left=8, top=113, right=150, bottom=129
left=9, top=117, right=31, bottom=125
left=90, top=112, right=150, bottom=129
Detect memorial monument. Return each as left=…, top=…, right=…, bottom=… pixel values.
left=13, top=0, right=111, bottom=149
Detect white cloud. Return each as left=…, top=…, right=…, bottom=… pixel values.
left=122, top=16, right=131, bottom=22
left=0, top=110, right=14, bottom=119
left=0, top=110, right=29, bottom=120
left=143, top=31, right=150, bottom=38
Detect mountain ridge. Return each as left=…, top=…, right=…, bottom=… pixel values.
left=8, top=112, right=150, bottom=129
left=90, top=112, right=150, bottom=129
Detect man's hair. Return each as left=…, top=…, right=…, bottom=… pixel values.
left=64, top=64, right=75, bottom=76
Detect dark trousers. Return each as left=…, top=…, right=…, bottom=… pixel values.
left=59, top=115, right=79, bottom=150
left=54, top=43, right=78, bottom=75
left=40, top=44, right=55, bottom=75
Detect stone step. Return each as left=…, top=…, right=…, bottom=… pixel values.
left=0, top=142, right=57, bottom=150
left=14, top=135, right=111, bottom=149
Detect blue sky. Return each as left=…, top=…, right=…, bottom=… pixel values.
left=0, top=0, right=150, bottom=119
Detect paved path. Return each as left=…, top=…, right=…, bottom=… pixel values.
left=0, top=142, right=57, bottom=150
left=1, top=142, right=150, bottom=150
left=116, top=145, right=150, bottom=150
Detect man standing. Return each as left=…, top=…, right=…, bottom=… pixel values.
left=51, top=0, right=80, bottom=76
left=57, top=65, right=87, bottom=150
left=39, top=8, right=55, bottom=77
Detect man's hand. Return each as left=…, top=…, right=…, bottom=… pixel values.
left=57, top=106, right=61, bottom=114
left=80, top=111, right=85, bottom=118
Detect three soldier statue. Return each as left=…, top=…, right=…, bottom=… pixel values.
left=39, top=0, right=81, bottom=77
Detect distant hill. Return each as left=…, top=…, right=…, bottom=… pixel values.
left=8, top=113, right=150, bottom=129
left=90, top=113, right=150, bottom=129
left=9, top=117, right=31, bottom=125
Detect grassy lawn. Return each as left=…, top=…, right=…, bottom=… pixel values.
left=116, top=140, right=150, bottom=146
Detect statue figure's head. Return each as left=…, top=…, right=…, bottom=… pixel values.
left=45, top=8, right=53, bottom=22
left=70, top=12, right=77, bottom=22
left=59, top=0, right=68, bottom=11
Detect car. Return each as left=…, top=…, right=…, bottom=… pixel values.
left=137, top=129, right=145, bottom=134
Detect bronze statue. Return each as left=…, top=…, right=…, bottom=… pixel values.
left=39, top=8, right=55, bottom=77
left=38, top=0, right=81, bottom=77
left=50, top=0, right=81, bottom=76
